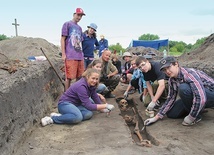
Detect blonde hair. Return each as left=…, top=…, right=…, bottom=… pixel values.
left=82, top=68, right=100, bottom=87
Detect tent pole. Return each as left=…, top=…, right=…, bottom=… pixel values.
left=168, top=38, right=169, bottom=56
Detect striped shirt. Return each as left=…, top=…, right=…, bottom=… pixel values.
left=158, top=67, right=214, bottom=120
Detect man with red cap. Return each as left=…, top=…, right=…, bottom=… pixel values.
left=61, top=8, right=86, bottom=91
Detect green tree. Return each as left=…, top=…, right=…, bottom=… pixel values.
left=109, top=43, right=125, bottom=55
left=138, top=33, right=159, bottom=40
left=0, top=34, right=9, bottom=41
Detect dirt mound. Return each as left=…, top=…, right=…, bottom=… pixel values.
left=126, top=46, right=163, bottom=59
left=0, top=36, right=60, bottom=60
left=0, top=36, right=62, bottom=78
left=178, top=33, right=214, bottom=77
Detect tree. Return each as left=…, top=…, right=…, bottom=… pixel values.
left=109, top=43, right=125, bottom=55
left=0, top=34, right=9, bottom=41
left=138, top=33, right=159, bottom=40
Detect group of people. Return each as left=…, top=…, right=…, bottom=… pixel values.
left=41, top=8, right=119, bottom=127
left=41, top=7, right=214, bottom=128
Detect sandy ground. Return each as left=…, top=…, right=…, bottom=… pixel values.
left=0, top=35, right=214, bottom=155
left=14, top=82, right=214, bottom=155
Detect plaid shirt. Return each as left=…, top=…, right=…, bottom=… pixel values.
left=158, top=67, right=214, bottom=120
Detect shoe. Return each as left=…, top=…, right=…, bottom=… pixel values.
left=182, top=115, right=202, bottom=126
left=128, top=89, right=136, bottom=94
left=41, top=116, right=53, bottom=127
left=50, top=112, right=61, bottom=117
left=105, top=92, right=115, bottom=98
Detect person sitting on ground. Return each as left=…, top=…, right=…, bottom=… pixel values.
left=120, top=52, right=134, bottom=84
left=144, top=56, right=214, bottom=126
left=87, top=59, right=109, bottom=99
left=41, top=68, right=115, bottom=126
left=99, top=49, right=120, bottom=98
left=111, top=53, right=122, bottom=75
left=135, top=56, right=168, bottom=109
left=124, top=56, right=148, bottom=98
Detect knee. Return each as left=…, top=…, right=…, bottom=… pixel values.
left=83, top=111, right=93, bottom=120
left=178, top=83, right=192, bottom=96
left=69, top=115, right=83, bottom=124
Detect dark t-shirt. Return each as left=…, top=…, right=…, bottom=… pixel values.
left=144, top=61, right=165, bottom=82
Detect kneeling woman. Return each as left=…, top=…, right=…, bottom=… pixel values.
left=41, top=68, right=114, bottom=126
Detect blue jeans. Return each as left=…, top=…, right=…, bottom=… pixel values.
left=167, top=83, right=214, bottom=118
left=51, top=102, right=93, bottom=124
left=84, top=58, right=93, bottom=69
left=96, top=83, right=107, bottom=94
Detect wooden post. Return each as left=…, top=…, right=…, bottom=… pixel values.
left=12, top=18, right=20, bottom=36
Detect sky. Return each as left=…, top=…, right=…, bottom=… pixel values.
left=1, top=0, right=214, bottom=48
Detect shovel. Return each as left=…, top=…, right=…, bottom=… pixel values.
left=40, top=48, right=65, bottom=87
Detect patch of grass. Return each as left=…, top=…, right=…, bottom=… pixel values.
left=169, top=51, right=182, bottom=57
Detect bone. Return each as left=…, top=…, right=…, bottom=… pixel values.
left=134, top=120, right=152, bottom=147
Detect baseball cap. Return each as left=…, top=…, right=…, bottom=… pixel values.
left=87, top=23, right=97, bottom=31
left=160, top=56, right=176, bottom=71
left=74, top=8, right=85, bottom=16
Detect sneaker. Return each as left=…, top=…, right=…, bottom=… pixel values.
left=41, top=116, right=53, bottom=127
left=50, top=112, right=61, bottom=117
left=128, top=89, right=136, bottom=94
left=182, top=115, right=202, bottom=126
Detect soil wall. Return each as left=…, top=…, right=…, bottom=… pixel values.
left=0, top=62, right=63, bottom=155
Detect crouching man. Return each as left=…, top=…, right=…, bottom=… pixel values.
left=99, top=49, right=120, bottom=98
left=144, top=56, right=214, bottom=126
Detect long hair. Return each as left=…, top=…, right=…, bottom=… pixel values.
left=84, top=30, right=97, bottom=38
left=87, top=59, right=102, bottom=69
left=82, top=68, right=100, bottom=87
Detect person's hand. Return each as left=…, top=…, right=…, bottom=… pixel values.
left=147, top=101, right=156, bottom=111
left=97, top=93, right=106, bottom=103
left=144, top=116, right=159, bottom=126
left=106, top=103, right=115, bottom=111
left=123, top=91, right=128, bottom=99
left=100, top=109, right=110, bottom=113
left=182, top=115, right=194, bottom=126
left=142, top=95, right=146, bottom=103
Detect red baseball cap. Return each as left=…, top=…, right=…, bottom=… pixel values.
left=74, top=8, right=86, bottom=16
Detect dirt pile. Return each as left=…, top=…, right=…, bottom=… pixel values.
left=0, top=37, right=63, bottom=155
left=126, top=46, right=163, bottom=59
left=178, top=33, right=214, bottom=77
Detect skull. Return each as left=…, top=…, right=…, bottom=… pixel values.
left=119, top=99, right=128, bottom=111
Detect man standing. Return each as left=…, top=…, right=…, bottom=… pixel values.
left=61, top=8, right=85, bottom=90
left=98, top=35, right=108, bottom=57
left=100, top=49, right=120, bottom=98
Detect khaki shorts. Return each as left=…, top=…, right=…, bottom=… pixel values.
left=65, top=60, right=84, bottom=80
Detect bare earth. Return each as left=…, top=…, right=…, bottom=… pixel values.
left=0, top=34, right=214, bottom=155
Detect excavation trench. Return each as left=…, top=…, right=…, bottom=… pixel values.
left=116, top=97, right=160, bottom=147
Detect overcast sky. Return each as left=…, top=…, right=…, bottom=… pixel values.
left=1, top=0, right=213, bottom=48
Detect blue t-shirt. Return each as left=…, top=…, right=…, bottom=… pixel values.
left=61, top=20, right=84, bottom=60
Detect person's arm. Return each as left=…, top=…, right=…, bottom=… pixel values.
left=183, top=69, right=207, bottom=122
left=146, top=81, right=154, bottom=99
left=107, top=63, right=118, bottom=78
left=105, top=39, right=108, bottom=48
left=97, top=93, right=107, bottom=104
left=95, top=38, right=99, bottom=50
left=61, top=36, right=66, bottom=60
left=152, top=79, right=165, bottom=103
left=157, top=79, right=177, bottom=118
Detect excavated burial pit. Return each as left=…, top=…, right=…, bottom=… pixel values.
left=116, top=97, right=160, bottom=147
